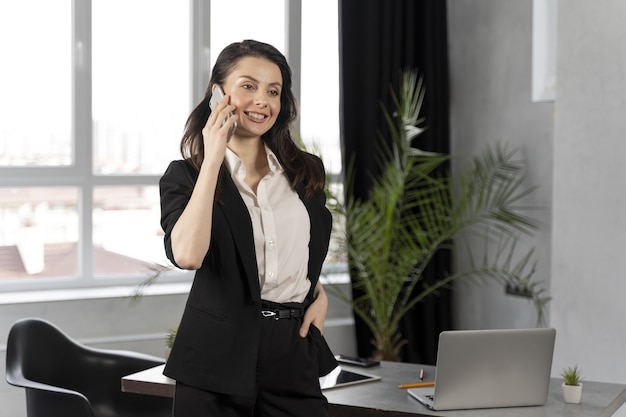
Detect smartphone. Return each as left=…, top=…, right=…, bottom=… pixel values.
left=209, top=85, right=237, bottom=141
left=335, top=354, right=381, bottom=368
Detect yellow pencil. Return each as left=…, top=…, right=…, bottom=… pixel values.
left=397, top=381, right=435, bottom=389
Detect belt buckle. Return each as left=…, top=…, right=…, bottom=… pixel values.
left=262, top=309, right=280, bottom=320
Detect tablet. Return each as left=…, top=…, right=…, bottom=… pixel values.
left=319, top=366, right=381, bottom=390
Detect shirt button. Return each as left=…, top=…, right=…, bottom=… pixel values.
left=268, top=240, right=275, bottom=247
left=268, top=272, right=275, bottom=278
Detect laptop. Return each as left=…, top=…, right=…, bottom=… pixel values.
left=408, top=328, right=556, bottom=411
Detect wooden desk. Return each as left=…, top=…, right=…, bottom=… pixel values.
left=122, top=364, right=174, bottom=398
left=122, top=361, right=626, bottom=417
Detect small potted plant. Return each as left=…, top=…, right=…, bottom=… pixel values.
left=561, top=364, right=583, bottom=404
left=165, top=326, right=177, bottom=360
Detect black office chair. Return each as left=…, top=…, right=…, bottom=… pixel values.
left=5, top=317, right=172, bottom=417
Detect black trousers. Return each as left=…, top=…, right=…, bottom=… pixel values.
left=173, top=310, right=329, bottom=417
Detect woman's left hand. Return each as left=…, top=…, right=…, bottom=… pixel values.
left=299, top=281, right=328, bottom=338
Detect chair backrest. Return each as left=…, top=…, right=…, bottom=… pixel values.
left=6, top=317, right=172, bottom=417
left=6, top=318, right=97, bottom=417
left=7, top=318, right=89, bottom=389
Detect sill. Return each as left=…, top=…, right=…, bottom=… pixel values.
left=320, top=272, right=351, bottom=285
left=0, top=282, right=192, bottom=305
left=0, top=269, right=350, bottom=306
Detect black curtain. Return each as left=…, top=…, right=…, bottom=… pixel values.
left=338, top=0, right=451, bottom=365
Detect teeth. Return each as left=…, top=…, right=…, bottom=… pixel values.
left=247, top=112, right=266, bottom=121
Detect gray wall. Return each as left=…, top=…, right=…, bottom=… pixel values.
left=550, top=1, right=626, bottom=384
left=448, top=0, right=554, bottom=331
left=448, top=0, right=626, bottom=384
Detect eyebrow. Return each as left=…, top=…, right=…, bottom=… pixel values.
left=238, top=75, right=282, bottom=88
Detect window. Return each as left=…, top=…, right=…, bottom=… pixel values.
left=532, top=0, right=557, bottom=102
left=301, top=0, right=341, bottom=175
left=209, top=0, right=285, bottom=65
left=92, top=0, right=189, bottom=175
left=0, top=0, right=341, bottom=292
left=0, top=187, right=78, bottom=279
left=0, top=1, right=72, bottom=167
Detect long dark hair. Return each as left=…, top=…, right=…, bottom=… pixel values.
left=179, top=39, right=325, bottom=200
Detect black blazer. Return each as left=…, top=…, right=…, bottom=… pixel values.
left=159, top=158, right=337, bottom=395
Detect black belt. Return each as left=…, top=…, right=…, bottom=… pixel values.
left=261, top=301, right=305, bottom=320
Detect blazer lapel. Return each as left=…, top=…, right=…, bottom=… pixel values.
left=218, top=167, right=262, bottom=302
left=294, top=182, right=333, bottom=301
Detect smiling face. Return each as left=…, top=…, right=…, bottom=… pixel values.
left=219, top=56, right=283, bottom=140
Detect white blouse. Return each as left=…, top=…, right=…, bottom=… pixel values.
left=224, top=146, right=311, bottom=303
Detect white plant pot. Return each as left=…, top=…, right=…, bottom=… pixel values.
left=562, top=383, right=582, bottom=404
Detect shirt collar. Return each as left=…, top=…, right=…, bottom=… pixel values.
left=224, top=147, right=242, bottom=175
left=265, top=147, right=283, bottom=175
left=224, top=144, right=284, bottom=176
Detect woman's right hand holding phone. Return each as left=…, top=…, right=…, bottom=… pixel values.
left=202, top=95, right=238, bottom=164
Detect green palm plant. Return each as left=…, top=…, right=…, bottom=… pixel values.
left=166, top=326, right=178, bottom=349
left=328, top=70, right=549, bottom=360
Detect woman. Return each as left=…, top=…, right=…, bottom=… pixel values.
left=159, top=39, right=337, bottom=416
